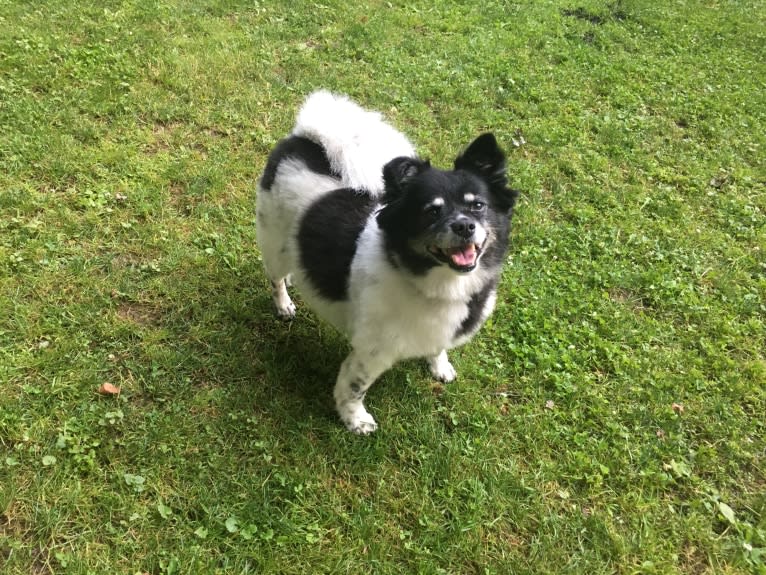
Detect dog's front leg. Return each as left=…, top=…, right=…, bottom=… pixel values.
left=427, top=350, right=457, bottom=382
left=270, top=278, right=296, bottom=319
left=334, top=349, right=391, bottom=434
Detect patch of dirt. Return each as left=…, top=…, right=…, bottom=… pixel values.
left=144, top=120, right=187, bottom=156
left=116, top=302, right=161, bottom=326
left=109, top=253, right=143, bottom=271
left=168, top=181, right=198, bottom=216
left=31, top=544, right=54, bottom=575
left=561, top=3, right=630, bottom=25
left=608, top=287, right=650, bottom=313
left=0, top=511, right=46, bottom=570
left=678, top=540, right=712, bottom=575
left=562, top=7, right=605, bottom=25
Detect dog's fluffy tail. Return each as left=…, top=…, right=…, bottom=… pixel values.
left=292, top=90, right=416, bottom=195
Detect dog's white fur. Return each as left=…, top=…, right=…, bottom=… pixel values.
left=257, top=92, right=499, bottom=434
left=292, top=90, right=416, bottom=194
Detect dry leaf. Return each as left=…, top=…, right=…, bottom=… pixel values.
left=98, top=383, right=121, bottom=395
left=672, top=402, right=684, bottom=414
left=429, top=382, right=445, bottom=396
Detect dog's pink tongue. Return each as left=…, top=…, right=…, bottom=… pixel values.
left=450, top=244, right=477, bottom=267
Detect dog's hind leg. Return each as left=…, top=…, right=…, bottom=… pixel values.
left=427, top=350, right=457, bottom=382
left=334, top=349, right=392, bottom=434
left=256, top=206, right=296, bottom=320
left=262, top=250, right=295, bottom=319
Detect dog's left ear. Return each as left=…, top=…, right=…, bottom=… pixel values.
left=454, top=133, right=507, bottom=187
left=455, top=133, right=518, bottom=213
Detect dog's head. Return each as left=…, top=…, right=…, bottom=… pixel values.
left=377, top=133, right=519, bottom=275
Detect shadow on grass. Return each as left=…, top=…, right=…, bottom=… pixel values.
left=110, top=253, right=430, bottom=453
left=149, top=258, right=352, bottom=432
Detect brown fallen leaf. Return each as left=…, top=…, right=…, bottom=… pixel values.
left=672, top=402, right=684, bottom=414
left=98, top=383, right=121, bottom=395
left=429, top=382, right=445, bottom=396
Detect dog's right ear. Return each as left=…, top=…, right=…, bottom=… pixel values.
left=381, top=157, right=429, bottom=202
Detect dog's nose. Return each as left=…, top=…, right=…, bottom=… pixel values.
left=451, top=218, right=476, bottom=239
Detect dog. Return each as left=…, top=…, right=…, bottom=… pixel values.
left=256, top=91, right=519, bottom=434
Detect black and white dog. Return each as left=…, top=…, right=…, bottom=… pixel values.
left=256, top=91, right=519, bottom=434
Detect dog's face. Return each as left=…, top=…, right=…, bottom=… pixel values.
left=394, top=169, right=494, bottom=273
left=377, top=133, right=519, bottom=275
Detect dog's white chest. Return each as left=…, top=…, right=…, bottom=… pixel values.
left=344, top=226, right=490, bottom=359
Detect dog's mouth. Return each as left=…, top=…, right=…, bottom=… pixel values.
left=428, top=242, right=483, bottom=272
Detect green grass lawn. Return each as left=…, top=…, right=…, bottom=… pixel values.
left=1, top=0, right=764, bottom=573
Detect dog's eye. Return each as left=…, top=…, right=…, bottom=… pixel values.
left=424, top=205, right=442, bottom=218
left=470, top=201, right=486, bottom=212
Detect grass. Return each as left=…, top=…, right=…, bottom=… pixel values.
left=1, top=0, right=764, bottom=572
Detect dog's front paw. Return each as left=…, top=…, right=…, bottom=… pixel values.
left=275, top=300, right=296, bottom=320
left=428, top=352, right=457, bottom=383
left=339, top=405, right=378, bottom=435
left=431, top=362, right=457, bottom=383
left=270, top=279, right=296, bottom=320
